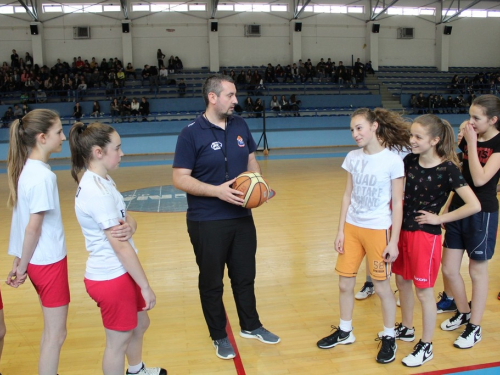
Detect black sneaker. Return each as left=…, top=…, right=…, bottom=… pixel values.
left=375, top=336, right=397, bottom=364
left=378, top=322, right=415, bottom=342
left=317, top=325, right=355, bottom=349
left=440, top=310, right=471, bottom=331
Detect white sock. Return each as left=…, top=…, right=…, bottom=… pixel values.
left=339, top=319, right=352, bottom=332
left=447, top=296, right=454, bottom=300
left=128, top=362, right=144, bottom=374
left=383, top=326, right=395, bottom=338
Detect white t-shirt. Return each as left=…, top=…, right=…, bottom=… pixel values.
left=75, top=170, right=138, bottom=281
left=8, top=159, right=67, bottom=265
left=342, top=148, right=404, bottom=229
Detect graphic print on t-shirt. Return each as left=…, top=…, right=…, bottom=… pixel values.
left=349, top=158, right=382, bottom=213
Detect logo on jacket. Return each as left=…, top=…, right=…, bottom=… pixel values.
left=237, top=136, right=245, bottom=147
left=211, top=141, right=222, bottom=150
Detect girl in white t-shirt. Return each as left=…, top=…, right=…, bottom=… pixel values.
left=6, top=109, right=69, bottom=375
left=68, top=122, right=166, bottom=375
left=316, top=108, right=411, bottom=364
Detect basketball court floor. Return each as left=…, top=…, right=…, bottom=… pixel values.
left=0, top=147, right=498, bottom=374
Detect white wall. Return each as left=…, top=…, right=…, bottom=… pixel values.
left=0, top=1, right=498, bottom=70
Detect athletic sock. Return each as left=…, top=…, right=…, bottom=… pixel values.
left=339, top=319, right=352, bottom=332
left=128, top=361, right=144, bottom=374
left=383, top=326, right=395, bottom=338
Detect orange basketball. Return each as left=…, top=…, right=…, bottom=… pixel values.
left=232, top=171, right=270, bottom=209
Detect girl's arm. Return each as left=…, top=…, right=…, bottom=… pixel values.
left=335, top=172, right=353, bottom=254
left=110, top=213, right=137, bottom=241
left=384, top=177, right=404, bottom=262
left=7, top=212, right=45, bottom=287
left=104, top=229, right=155, bottom=310
left=463, top=123, right=500, bottom=187
left=416, top=185, right=480, bottom=225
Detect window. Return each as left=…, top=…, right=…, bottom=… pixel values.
left=387, top=7, right=402, bottom=15
left=189, top=4, right=206, bottom=11
left=271, top=4, right=287, bottom=12
left=132, top=4, right=150, bottom=11
left=103, top=5, right=121, bottom=12
left=419, top=8, right=434, bottom=16
left=43, top=4, right=63, bottom=12
left=331, top=6, right=347, bottom=14
left=472, top=10, right=487, bottom=18
left=63, top=4, right=84, bottom=13
left=347, top=6, right=363, bottom=14
left=86, top=4, right=102, bottom=12
left=217, top=4, right=233, bottom=11
left=489, top=10, right=500, bottom=17
left=0, top=5, right=13, bottom=14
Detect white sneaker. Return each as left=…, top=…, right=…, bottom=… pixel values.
left=126, top=363, right=167, bottom=375
left=454, top=323, right=481, bottom=349
left=355, top=282, right=375, bottom=300
left=402, top=340, right=433, bottom=367
left=441, top=311, right=471, bottom=331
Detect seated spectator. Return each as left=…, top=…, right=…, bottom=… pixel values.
left=125, top=63, right=136, bottom=79
left=110, top=98, right=120, bottom=122
left=91, top=101, right=101, bottom=117
left=148, top=65, right=159, bottom=93
left=354, top=58, right=364, bottom=72
left=289, top=94, right=301, bottom=116
left=116, top=68, right=126, bottom=88
left=253, top=98, right=264, bottom=118
left=280, top=95, right=290, bottom=113
left=13, top=104, right=22, bottom=119
left=365, top=60, right=375, bottom=75
left=139, top=96, right=150, bottom=121
left=141, top=65, right=150, bottom=86
left=2, top=107, right=14, bottom=127
left=437, top=95, right=446, bottom=113
left=120, top=96, right=132, bottom=122
left=416, top=92, right=427, bottom=113
left=450, top=74, right=460, bottom=94
left=90, top=69, right=101, bottom=88
left=270, top=95, right=280, bottom=112
left=243, top=97, right=254, bottom=117
left=346, top=69, right=357, bottom=88
left=174, top=56, right=183, bottom=72
left=355, top=68, right=364, bottom=86
left=66, top=78, right=76, bottom=102
left=20, top=92, right=29, bottom=104
left=77, top=79, right=87, bottom=98
left=236, top=70, right=246, bottom=89
left=178, top=78, right=186, bottom=97
left=73, top=102, right=83, bottom=120
left=409, top=94, right=418, bottom=114
left=21, top=103, right=31, bottom=116
left=159, top=66, right=169, bottom=84
left=167, top=55, right=175, bottom=73
left=455, top=94, right=468, bottom=114
left=131, top=98, right=140, bottom=119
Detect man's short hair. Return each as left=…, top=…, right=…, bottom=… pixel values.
left=202, top=74, right=234, bottom=106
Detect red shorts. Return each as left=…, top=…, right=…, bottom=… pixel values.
left=27, top=256, right=70, bottom=308
left=84, top=273, right=145, bottom=331
left=0, top=286, right=3, bottom=310
left=393, top=230, right=441, bottom=289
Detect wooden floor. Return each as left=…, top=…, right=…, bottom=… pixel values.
left=0, top=154, right=499, bottom=374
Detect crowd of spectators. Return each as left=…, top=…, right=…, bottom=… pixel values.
left=237, top=94, right=301, bottom=117
left=225, top=58, right=371, bottom=88
left=0, top=50, right=184, bottom=103
left=449, top=71, right=500, bottom=95
left=409, top=92, right=474, bottom=114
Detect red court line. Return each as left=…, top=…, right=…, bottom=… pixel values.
left=414, top=361, right=500, bottom=375
left=225, top=311, right=246, bottom=375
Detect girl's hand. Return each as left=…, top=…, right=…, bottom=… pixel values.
left=334, top=232, right=345, bottom=254
left=110, top=220, right=134, bottom=241
left=463, top=122, right=478, bottom=145
left=6, top=257, right=27, bottom=288
left=382, top=243, right=399, bottom=263
left=416, top=210, right=442, bottom=226
left=141, top=285, right=156, bottom=311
